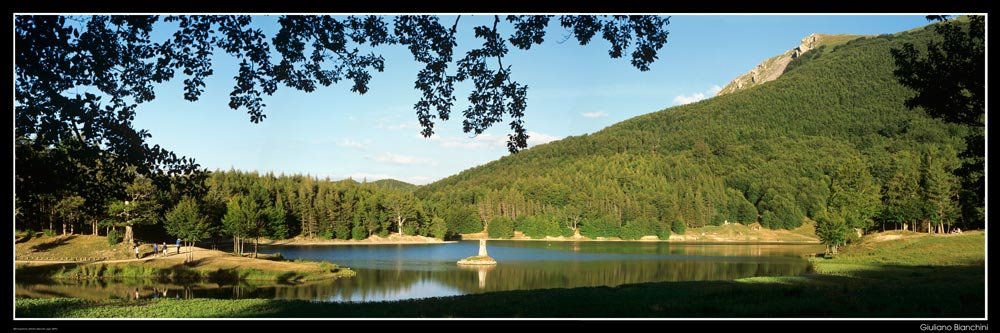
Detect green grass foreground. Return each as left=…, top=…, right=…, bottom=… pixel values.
left=16, top=231, right=984, bottom=318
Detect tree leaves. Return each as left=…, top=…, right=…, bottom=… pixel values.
left=891, top=16, right=984, bottom=226
left=15, top=14, right=671, bottom=233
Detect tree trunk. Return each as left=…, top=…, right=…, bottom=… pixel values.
left=397, top=217, right=404, bottom=235
left=124, top=225, right=134, bottom=247
left=93, top=222, right=98, bottom=236
left=253, top=238, right=258, bottom=258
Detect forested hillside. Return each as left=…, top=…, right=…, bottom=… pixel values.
left=417, top=21, right=973, bottom=240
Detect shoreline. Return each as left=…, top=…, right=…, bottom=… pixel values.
left=257, top=234, right=453, bottom=246
left=461, top=237, right=822, bottom=245
left=456, top=222, right=820, bottom=245
left=15, top=242, right=355, bottom=282
left=258, top=236, right=820, bottom=246
left=260, top=239, right=459, bottom=246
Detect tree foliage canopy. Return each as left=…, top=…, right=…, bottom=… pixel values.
left=891, top=15, right=984, bottom=226
left=164, top=196, right=213, bottom=243
left=15, top=14, right=669, bottom=236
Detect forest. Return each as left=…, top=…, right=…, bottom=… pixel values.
left=416, top=19, right=980, bottom=245
left=15, top=18, right=982, bottom=252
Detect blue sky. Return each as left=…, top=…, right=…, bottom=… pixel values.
left=132, top=15, right=931, bottom=185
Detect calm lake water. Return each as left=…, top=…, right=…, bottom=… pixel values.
left=16, top=241, right=824, bottom=303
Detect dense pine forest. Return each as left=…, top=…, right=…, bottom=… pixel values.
left=15, top=19, right=981, bottom=249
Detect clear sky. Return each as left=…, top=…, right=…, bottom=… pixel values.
left=132, top=15, right=931, bottom=185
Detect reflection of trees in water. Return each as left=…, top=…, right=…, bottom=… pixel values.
left=493, top=241, right=823, bottom=258
left=15, top=279, right=221, bottom=301
left=434, top=259, right=811, bottom=293
left=268, top=269, right=432, bottom=302
left=17, top=258, right=812, bottom=302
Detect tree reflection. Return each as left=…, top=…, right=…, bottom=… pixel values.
left=17, top=257, right=811, bottom=302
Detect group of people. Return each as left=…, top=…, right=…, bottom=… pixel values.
left=132, top=238, right=184, bottom=259
left=133, top=287, right=178, bottom=300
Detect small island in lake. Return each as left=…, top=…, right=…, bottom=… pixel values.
left=457, top=239, right=497, bottom=265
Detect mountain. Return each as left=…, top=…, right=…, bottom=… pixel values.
left=717, top=33, right=862, bottom=95
left=417, top=20, right=969, bottom=240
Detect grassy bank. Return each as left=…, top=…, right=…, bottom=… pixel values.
left=16, top=259, right=353, bottom=284
left=15, top=235, right=355, bottom=283
left=15, top=234, right=133, bottom=261
left=16, top=231, right=984, bottom=318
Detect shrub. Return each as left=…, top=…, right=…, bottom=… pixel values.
left=351, top=226, right=367, bottom=240
left=520, top=215, right=567, bottom=239
left=318, top=229, right=334, bottom=240
left=107, top=229, right=122, bottom=246
left=710, top=214, right=726, bottom=226
left=513, top=216, right=529, bottom=231
left=657, top=222, right=672, bottom=240
left=401, top=223, right=418, bottom=236
left=334, top=224, right=351, bottom=240
left=429, top=217, right=447, bottom=240
left=672, top=220, right=687, bottom=235
left=42, top=229, right=56, bottom=237
left=580, top=216, right=620, bottom=238
left=621, top=218, right=657, bottom=240
left=487, top=217, right=515, bottom=239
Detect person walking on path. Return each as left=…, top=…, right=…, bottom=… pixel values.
left=153, top=243, right=158, bottom=257
left=134, top=244, right=139, bottom=259
left=176, top=238, right=181, bottom=254
left=162, top=242, right=168, bottom=256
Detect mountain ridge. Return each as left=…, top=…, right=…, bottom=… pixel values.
left=417, top=21, right=967, bottom=240
left=716, top=33, right=862, bottom=96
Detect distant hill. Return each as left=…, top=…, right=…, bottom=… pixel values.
left=418, top=20, right=969, bottom=239
left=366, top=179, right=418, bottom=191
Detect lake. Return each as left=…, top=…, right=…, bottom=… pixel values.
left=16, top=241, right=824, bottom=303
